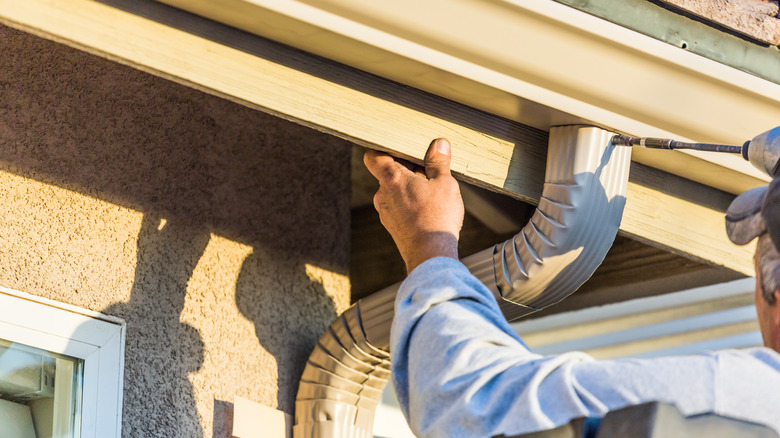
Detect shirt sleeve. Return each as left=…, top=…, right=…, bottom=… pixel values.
left=389, top=257, right=780, bottom=437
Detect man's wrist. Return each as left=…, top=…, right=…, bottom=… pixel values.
left=404, top=232, right=459, bottom=273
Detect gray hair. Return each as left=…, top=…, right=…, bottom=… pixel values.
left=756, top=234, right=780, bottom=305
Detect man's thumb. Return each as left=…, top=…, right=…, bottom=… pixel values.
left=425, top=138, right=452, bottom=179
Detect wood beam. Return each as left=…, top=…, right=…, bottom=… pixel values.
left=157, top=0, right=777, bottom=195
left=0, top=0, right=754, bottom=275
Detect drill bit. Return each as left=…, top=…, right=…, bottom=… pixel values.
left=611, top=135, right=742, bottom=154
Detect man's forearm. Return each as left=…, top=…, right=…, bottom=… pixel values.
left=388, top=257, right=739, bottom=437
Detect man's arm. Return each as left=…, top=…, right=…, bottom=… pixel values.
left=364, top=139, right=611, bottom=434
left=364, top=140, right=780, bottom=437
left=389, top=256, right=733, bottom=437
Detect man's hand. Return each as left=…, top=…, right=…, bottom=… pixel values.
left=364, top=138, right=465, bottom=273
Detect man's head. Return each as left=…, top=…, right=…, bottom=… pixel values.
left=727, top=177, right=780, bottom=352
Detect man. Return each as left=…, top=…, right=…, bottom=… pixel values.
left=726, top=178, right=780, bottom=353
left=364, top=138, right=780, bottom=437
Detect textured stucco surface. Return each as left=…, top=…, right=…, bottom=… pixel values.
left=0, top=24, right=351, bottom=437
left=659, top=0, right=780, bottom=45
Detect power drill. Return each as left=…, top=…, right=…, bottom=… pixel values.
left=611, top=126, right=780, bottom=178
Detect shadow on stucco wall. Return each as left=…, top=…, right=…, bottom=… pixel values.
left=235, top=251, right=340, bottom=416
left=0, top=23, right=350, bottom=437
left=101, top=216, right=210, bottom=437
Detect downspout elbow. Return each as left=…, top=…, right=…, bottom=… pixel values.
left=294, top=125, right=631, bottom=437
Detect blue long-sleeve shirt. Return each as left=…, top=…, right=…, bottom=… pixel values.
left=390, top=257, right=780, bottom=437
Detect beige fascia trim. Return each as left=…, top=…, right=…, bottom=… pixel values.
left=158, top=0, right=779, bottom=194
left=0, top=0, right=754, bottom=274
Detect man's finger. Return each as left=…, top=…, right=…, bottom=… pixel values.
left=364, top=149, right=407, bottom=184
left=424, top=138, right=452, bottom=180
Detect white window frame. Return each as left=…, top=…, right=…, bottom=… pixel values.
left=0, top=285, right=125, bottom=437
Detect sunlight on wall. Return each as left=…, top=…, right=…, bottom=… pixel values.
left=0, top=168, right=352, bottom=436
left=181, top=238, right=353, bottom=436
left=0, top=171, right=143, bottom=308
left=179, top=234, right=258, bottom=433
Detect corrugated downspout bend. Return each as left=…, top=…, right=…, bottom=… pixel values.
left=294, top=126, right=632, bottom=438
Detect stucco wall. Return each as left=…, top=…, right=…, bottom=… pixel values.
left=0, top=25, right=352, bottom=437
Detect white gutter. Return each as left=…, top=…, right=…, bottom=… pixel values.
left=161, top=0, right=780, bottom=194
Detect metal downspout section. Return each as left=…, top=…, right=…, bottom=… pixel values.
left=474, top=125, right=632, bottom=319
left=293, top=126, right=631, bottom=438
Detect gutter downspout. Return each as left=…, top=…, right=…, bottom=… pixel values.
left=294, top=125, right=631, bottom=438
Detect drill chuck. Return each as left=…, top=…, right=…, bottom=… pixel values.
left=742, top=127, right=780, bottom=178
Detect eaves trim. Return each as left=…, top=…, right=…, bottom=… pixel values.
left=160, top=0, right=780, bottom=194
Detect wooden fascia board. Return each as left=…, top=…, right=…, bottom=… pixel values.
left=0, top=0, right=754, bottom=275
left=157, top=0, right=779, bottom=196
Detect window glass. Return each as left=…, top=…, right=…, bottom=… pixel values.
left=0, top=339, right=83, bottom=438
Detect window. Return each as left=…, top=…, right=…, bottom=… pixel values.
left=0, top=340, right=82, bottom=437
left=0, top=286, right=125, bottom=438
